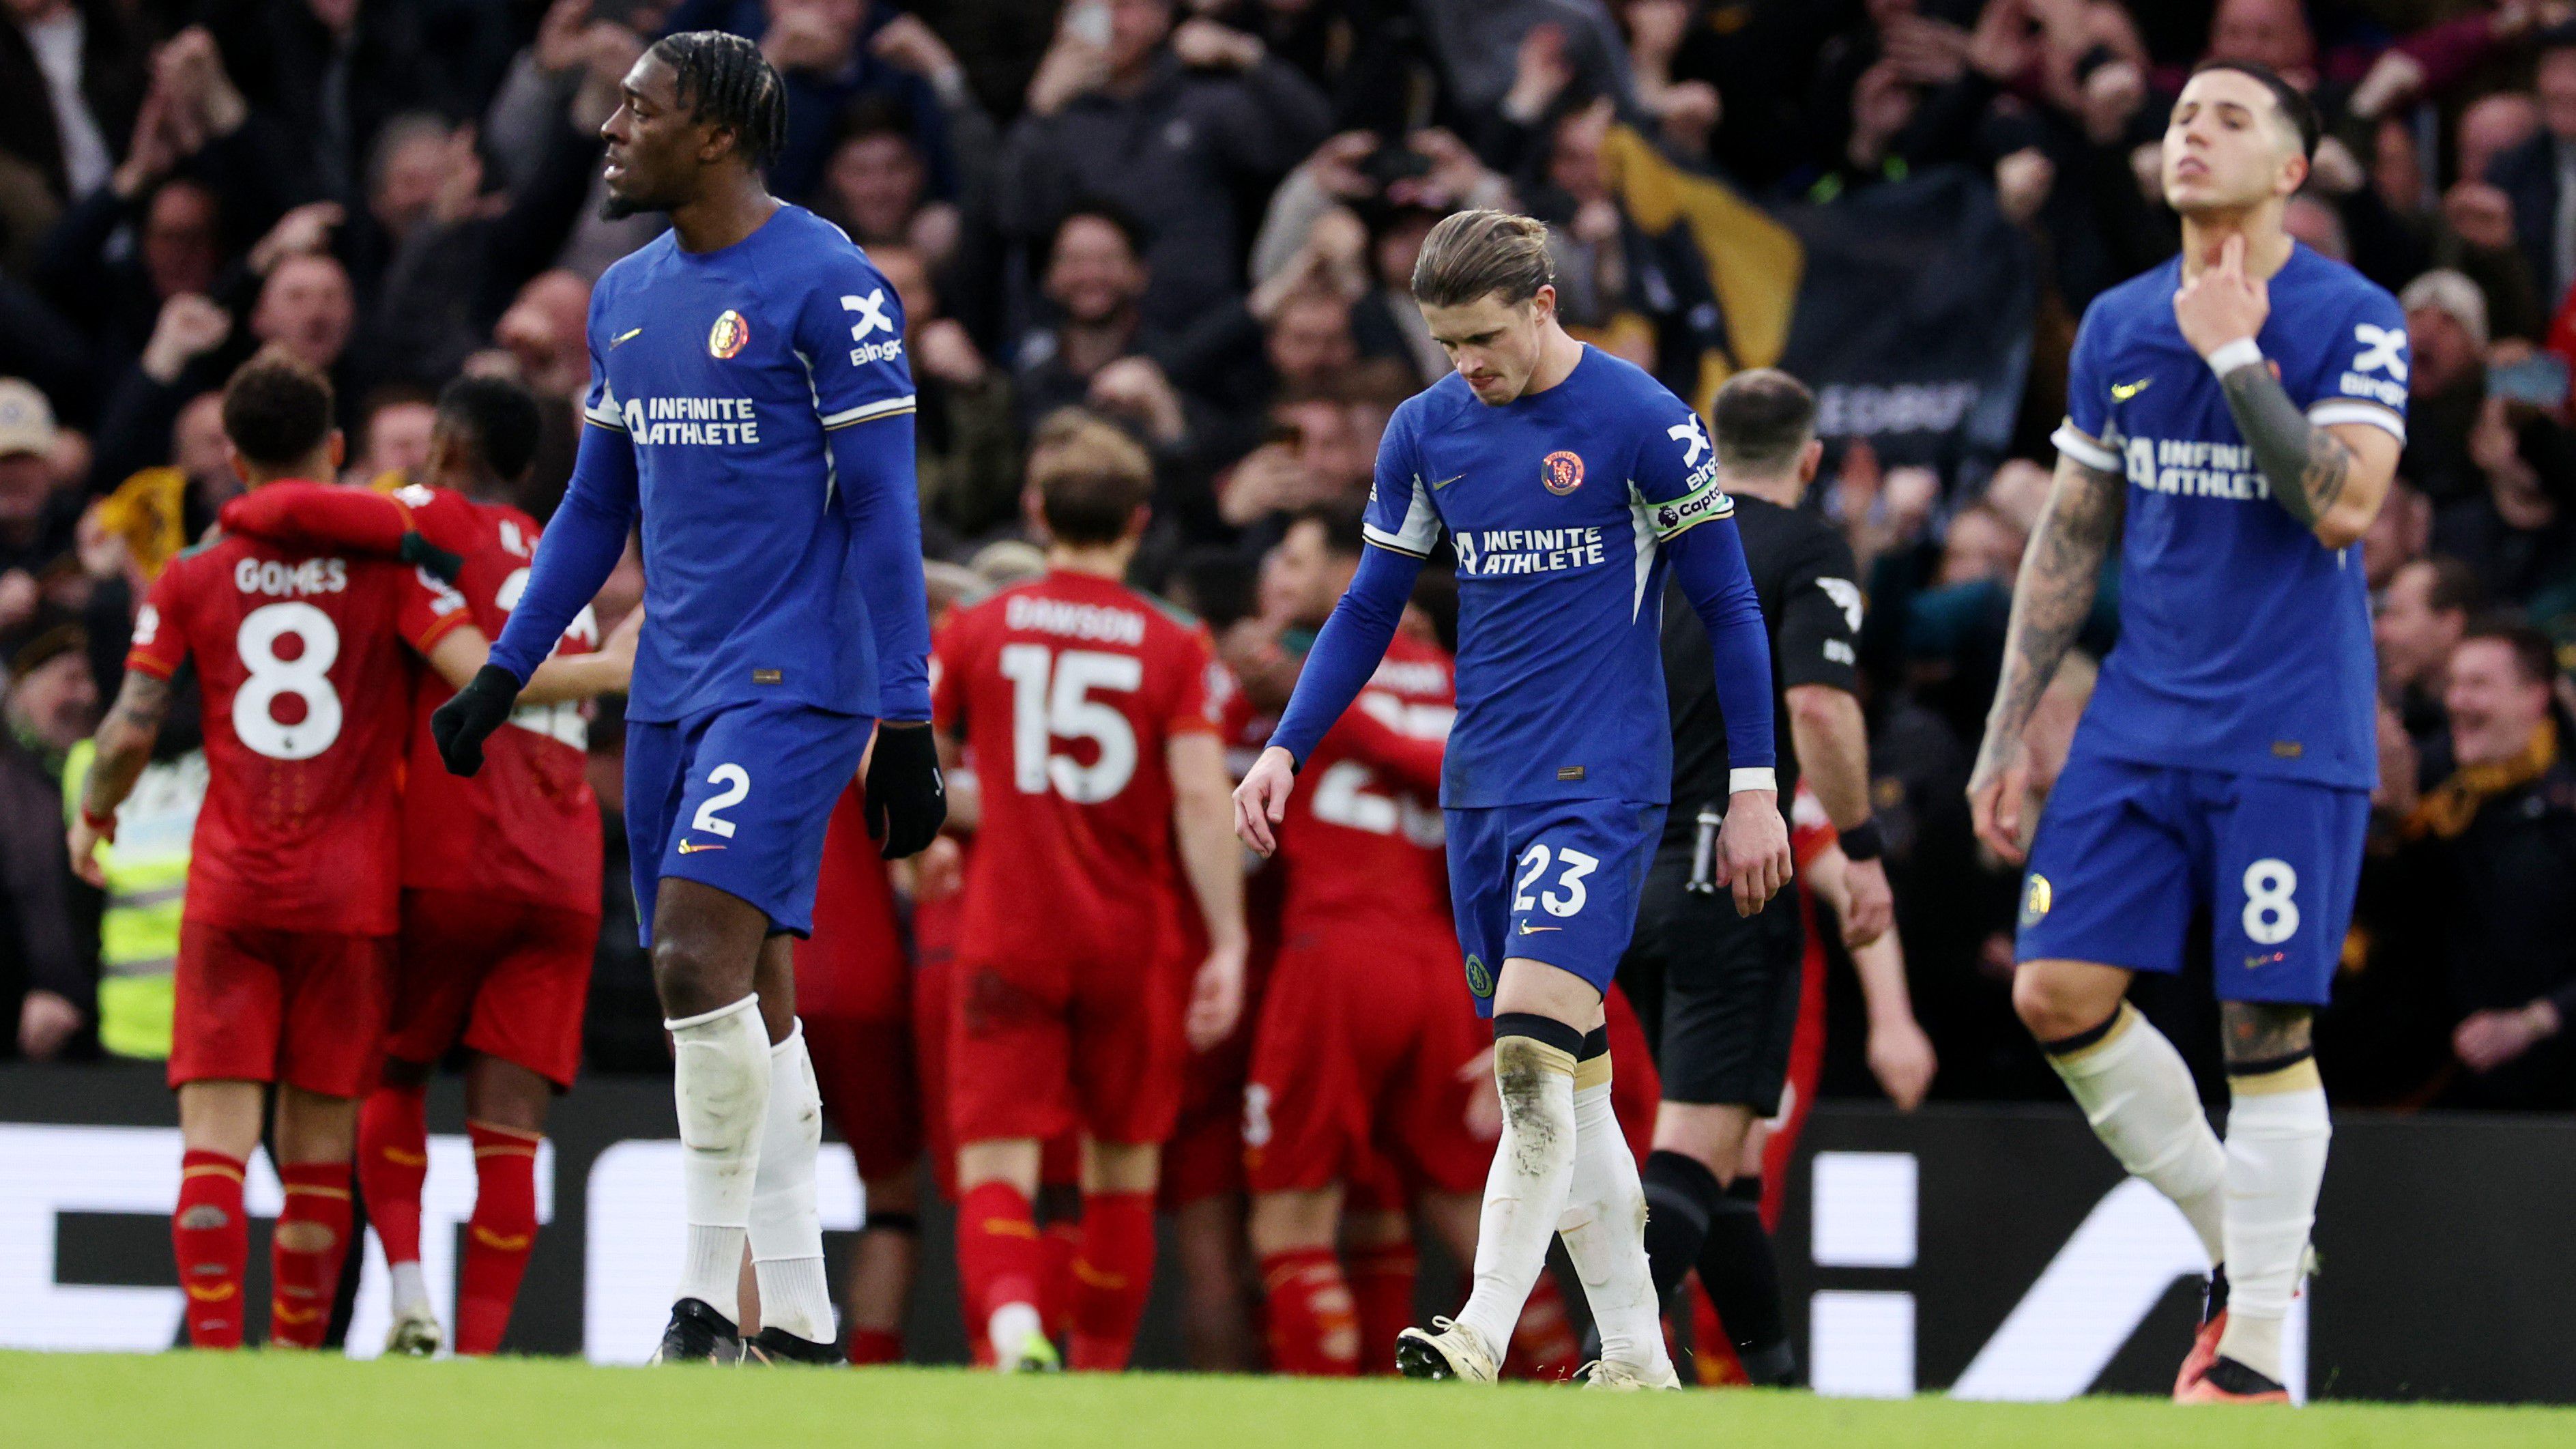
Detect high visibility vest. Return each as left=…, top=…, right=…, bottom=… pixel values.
left=62, top=743, right=204, bottom=1061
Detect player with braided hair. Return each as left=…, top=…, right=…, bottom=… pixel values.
left=433, top=30, right=942, bottom=1365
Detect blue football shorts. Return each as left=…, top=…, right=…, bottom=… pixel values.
left=624, top=698, right=872, bottom=943
left=1445, top=797, right=1666, bottom=1018
left=2015, top=752, right=2368, bottom=1005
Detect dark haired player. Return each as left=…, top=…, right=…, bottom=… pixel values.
left=427, top=33, right=944, bottom=1365
left=1236, top=210, right=1789, bottom=1388
left=68, top=354, right=594, bottom=1350
left=217, top=374, right=637, bottom=1356
left=1968, top=62, right=2406, bottom=1405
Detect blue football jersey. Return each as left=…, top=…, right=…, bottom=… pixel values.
left=2053, top=244, right=2407, bottom=790
left=1364, top=346, right=1734, bottom=808
left=582, top=204, right=915, bottom=723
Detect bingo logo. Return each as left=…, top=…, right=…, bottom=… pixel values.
left=1540, top=450, right=1585, bottom=496
left=707, top=310, right=751, bottom=360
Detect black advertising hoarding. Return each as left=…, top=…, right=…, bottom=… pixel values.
left=7, top=1064, right=2569, bottom=1401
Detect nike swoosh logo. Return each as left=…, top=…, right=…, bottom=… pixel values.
left=2109, top=377, right=2152, bottom=401
left=1517, top=923, right=1563, bottom=934
left=1430, top=474, right=1464, bottom=490
left=611, top=328, right=643, bottom=347
left=677, top=840, right=726, bottom=855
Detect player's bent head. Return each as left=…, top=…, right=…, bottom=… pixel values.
left=433, top=373, right=545, bottom=489
left=1029, top=412, right=1155, bottom=547
left=603, top=32, right=785, bottom=218
left=2164, top=61, right=2317, bottom=213
left=1413, top=209, right=1561, bottom=405
left=220, top=349, right=341, bottom=486
left=1711, top=368, right=1822, bottom=483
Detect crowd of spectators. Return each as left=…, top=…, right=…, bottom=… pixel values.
left=3, top=0, right=2575, bottom=1114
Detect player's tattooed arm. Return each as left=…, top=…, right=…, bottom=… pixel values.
left=83, top=669, right=173, bottom=818
left=73, top=669, right=173, bottom=882
left=2216, top=361, right=2348, bottom=530
left=1966, top=453, right=2122, bottom=860
left=2218, top=363, right=2403, bottom=548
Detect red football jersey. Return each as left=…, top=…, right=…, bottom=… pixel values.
left=126, top=523, right=471, bottom=935
left=386, top=485, right=603, bottom=912
left=1274, top=631, right=1454, bottom=928
left=932, top=570, right=1230, bottom=967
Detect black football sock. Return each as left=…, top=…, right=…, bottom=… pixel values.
left=1640, top=1149, right=1722, bottom=1302
left=1699, top=1176, right=1795, bottom=1386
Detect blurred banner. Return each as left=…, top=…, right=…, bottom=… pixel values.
left=7, top=1064, right=2568, bottom=1403
left=1603, top=132, right=2031, bottom=474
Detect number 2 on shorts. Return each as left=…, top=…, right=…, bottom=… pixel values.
left=693, top=763, right=751, bottom=839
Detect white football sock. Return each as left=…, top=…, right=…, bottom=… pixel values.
left=388, top=1261, right=430, bottom=1317
left=2218, top=1061, right=2329, bottom=1383
left=2045, top=1003, right=2227, bottom=1263
left=666, top=994, right=771, bottom=1322
left=749, top=1022, right=835, bottom=1345
left=1556, top=1065, right=1670, bottom=1375
left=1451, top=1034, right=1578, bottom=1360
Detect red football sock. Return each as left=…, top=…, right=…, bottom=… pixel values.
left=956, top=1181, right=1043, bottom=1336
left=270, top=1162, right=353, bottom=1349
left=454, top=1121, right=541, bottom=1355
left=355, top=1084, right=428, bottom=1268
left=1344, top=1238, right=1417, bottom=1374
left=1067, top=1190, right=1155, bottom=1371
left=846, top=1328, right=903, bottom=1365
left=173, top=1149, right=249, bottom=1349
left=1039, top=1216, right=1083, bottom=1340
left=1259, top=1247, right=1359, bottom=1375
left=1506, top=1270, right=1582, bottom=1381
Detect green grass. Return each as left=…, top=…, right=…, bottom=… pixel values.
left=7, top=1351, right=2573, bottom=1448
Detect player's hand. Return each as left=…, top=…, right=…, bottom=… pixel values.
left=2455, top=1001, right=2560, bottom=1074
left=18, top=989, right=84, bottom=1061
left=66, top=810, right=113, bottom=889
left=1457, top=1046, right=1501, bottom=1141
left=1715, top=789, right=1791, bottom=917
left=2172, top=232, right=2270, bottom=358
left=1839, top=855, right=1896, bottom=948
left=1967, top=737, right=2033, bottom=864
left=431, top=663, right=523, bottom=777
left=1867, top=1013, right=1937, bottom=1110
left=1232, top=745, right=1298, bottom=857
left=1185, top=938, right=1247, bottom=1051
left=865, top=721, right=947, bottom=859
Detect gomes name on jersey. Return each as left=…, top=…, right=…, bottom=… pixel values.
left=618, top=394, right=762, bottom=446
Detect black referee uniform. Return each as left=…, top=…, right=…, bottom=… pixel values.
left=1618, top=493, right=1863, bottom=1113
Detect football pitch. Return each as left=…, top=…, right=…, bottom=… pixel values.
left=10, top=1352, right=2575, bottom=1448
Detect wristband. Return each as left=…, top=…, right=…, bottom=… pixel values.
left=80, top=801, right=115, bottom=833
left=1840, top=818, right=1885, bottom=861
left=1728, top=767, right=1776, bottom=794
left=2205, top=337, right=2263, bottom=377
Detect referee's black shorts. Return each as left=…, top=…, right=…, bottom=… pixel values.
left=1615, top=843, right=1804, bottom=1114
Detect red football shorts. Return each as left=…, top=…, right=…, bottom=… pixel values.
left=796, top=831, right=921, bottom=1183
left=1244, top=917, right=1490, bottom=1197
left=170, top=919, right=394, bottom=1097
left=386, top=889, right=597, bottom=1089
left=947, top=943, right=1184, bottom=1149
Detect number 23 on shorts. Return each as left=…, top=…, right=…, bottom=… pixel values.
left=1514, top=843, right=1599, bottom=919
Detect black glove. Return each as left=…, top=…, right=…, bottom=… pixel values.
left=865, top=721, right=946, bottom=859
left=399, top=530, right=465, bottom=585
left=431, top=664, right=522, bottom=777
